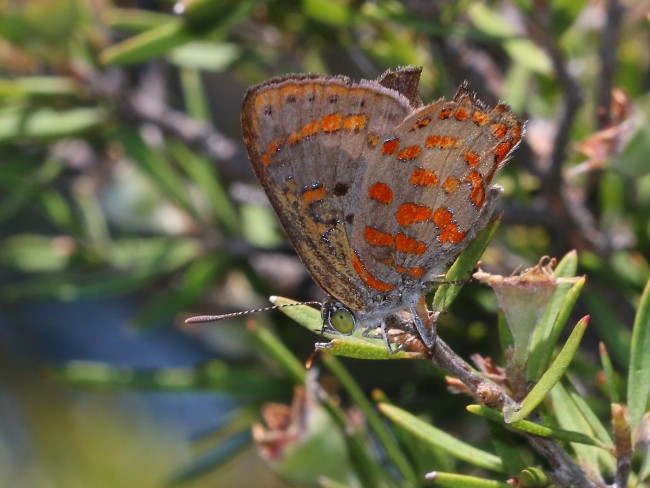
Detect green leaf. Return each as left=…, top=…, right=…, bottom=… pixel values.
left=99, top=21, right=190, bottom=66
left=169, top=42, right=240, bottom=71
left=378, top=403, right=504, bottom=473
left=433, top=218, right=500, bottom=311
left=599, top=342, right=620, bottom=404
left=316, top=337, right=424, bottom=360
left=0, top=234, right=71, bottom=272
left=467, top=405, right=610, bottom=448
left=0, top=76, right=77, bottom=97
left=486, top=422, right=527, bottom=477
left=425, top=471, right=510, bottom=487
left=467, top=3, right=552, bottom=74
left=246, top=321, right=306, bottom=385
left=109, top=237, right=201, bottom=274
left=628, top=276, right=650, bottom=437
left=103, top=8, right=175, bottom=33
left=547, top=382, right=614, bottom=474
left=518, top=468, right=550, bottom=487
left=504, top=315, right=589, bottom=423
left=373, top=390, right=454, bottom=474
left=0, top=106, right=105, bottom=142
left=182, top=0, right=263, bottom=33
left=303, top=0, right=352, bottom=26
left=0, top=271, right=159, bottom=302
left=47, top=360, right=289, bottom=400
left=178, top=68, right=210, bottom=121
left=169, top=141, right=240, bottom=234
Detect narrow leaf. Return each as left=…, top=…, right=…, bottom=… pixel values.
left=599, top=342, right=620, bottom=404
left=504, top=315, right=589, bottom=423
left=46, top=360, right=289, bottom=400
left=548, top=382, right=612, bottom=474
left=467, top=405, right=610, bottom=448
left=99, top=21, right=190, bottom=65
left=628, top=276, right=650, bottom=437
left=425, top=471, right=510, bottom=487
left=0, top=107, right=105, bottom=141
left=379, top=403, right=503, bottom=473
left=246, top=321, right=306, bottom=385
left=527, top=251, right=583, bottom=380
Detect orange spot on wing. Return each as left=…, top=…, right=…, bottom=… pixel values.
left=492, top=123, right=507, bottom=139
left=438, top=108, right=453, bottom=119
left=395, top=265, right=426, bottom=279
left=367, top=133, right=379, bottom=148
left=352, top=252, right=395, bottom=292
left=442, top=176, right=460, bottom=194
left=395, top=233, right=427, bottom=255
left=432, top=208, right=466, bottom=244
left=396, top=203, right=433, bottom=226
left=301, top=186, right=327, bottom=204
left=343, top=114, right=368, bottom=131
left=364, top=226, right=395, bottom=247
left=472, top=111, right=490, bottom=126
left=409, top=168, right=439, bottom=187
left=432, top=207, right=453, bottom=226
left=494, top=141, right=514, bottom=166
left=382, top=138, right=400, bottom=155
left=302, top=121, right=320, bottom=137
left=410, top=116, right=432, bottom=131
left=396, top=145, right=421, bottom=161
left=464, top=171, right=485, bottom=208
left=287, top=132, right=302, bottom=144
left=426, top=135, right=459, bottom=149
left=368, top=182, right=393, bottom=204
left=464, top=151, right=480, bottom=168
left=267, top=140, right=281, bottom=154
left=454, top=107, right=469, bottom=120
left=321, top=113, right=343, bottom=132
left=261, top=137, right=284, bottom=166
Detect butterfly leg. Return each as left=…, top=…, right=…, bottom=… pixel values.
left=411, top=297, right=438, bottom=349
left=380, top=321, right=407, bottom=355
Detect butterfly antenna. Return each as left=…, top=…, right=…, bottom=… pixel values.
left=185, top=301, right=323, bottom=324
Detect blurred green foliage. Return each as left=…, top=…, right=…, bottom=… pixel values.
left=1, top=0, right=649, bottom=486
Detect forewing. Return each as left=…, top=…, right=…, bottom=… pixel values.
left=241, top=75, right=412, bottom=309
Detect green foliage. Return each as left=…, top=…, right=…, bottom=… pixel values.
left=1, top=0, right=649, bottom=487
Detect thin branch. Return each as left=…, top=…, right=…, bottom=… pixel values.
left=597, top=0, right=624, bottom=129
left=528, top=1, right=583, bottom=190
left=432, top=338, right=595, bottom=488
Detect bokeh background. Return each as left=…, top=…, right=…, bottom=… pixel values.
left=1, top=0, right=649, bottom=486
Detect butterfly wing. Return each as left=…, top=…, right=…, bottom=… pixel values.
left=351, top=85, right=523, bottom=288
left=241, top=74, right=414, bottom=309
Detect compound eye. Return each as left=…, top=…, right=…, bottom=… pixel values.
left=329, top=308, right=355, bottom=334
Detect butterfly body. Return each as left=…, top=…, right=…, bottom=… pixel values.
left=241, top=68, right=523, bottom=348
